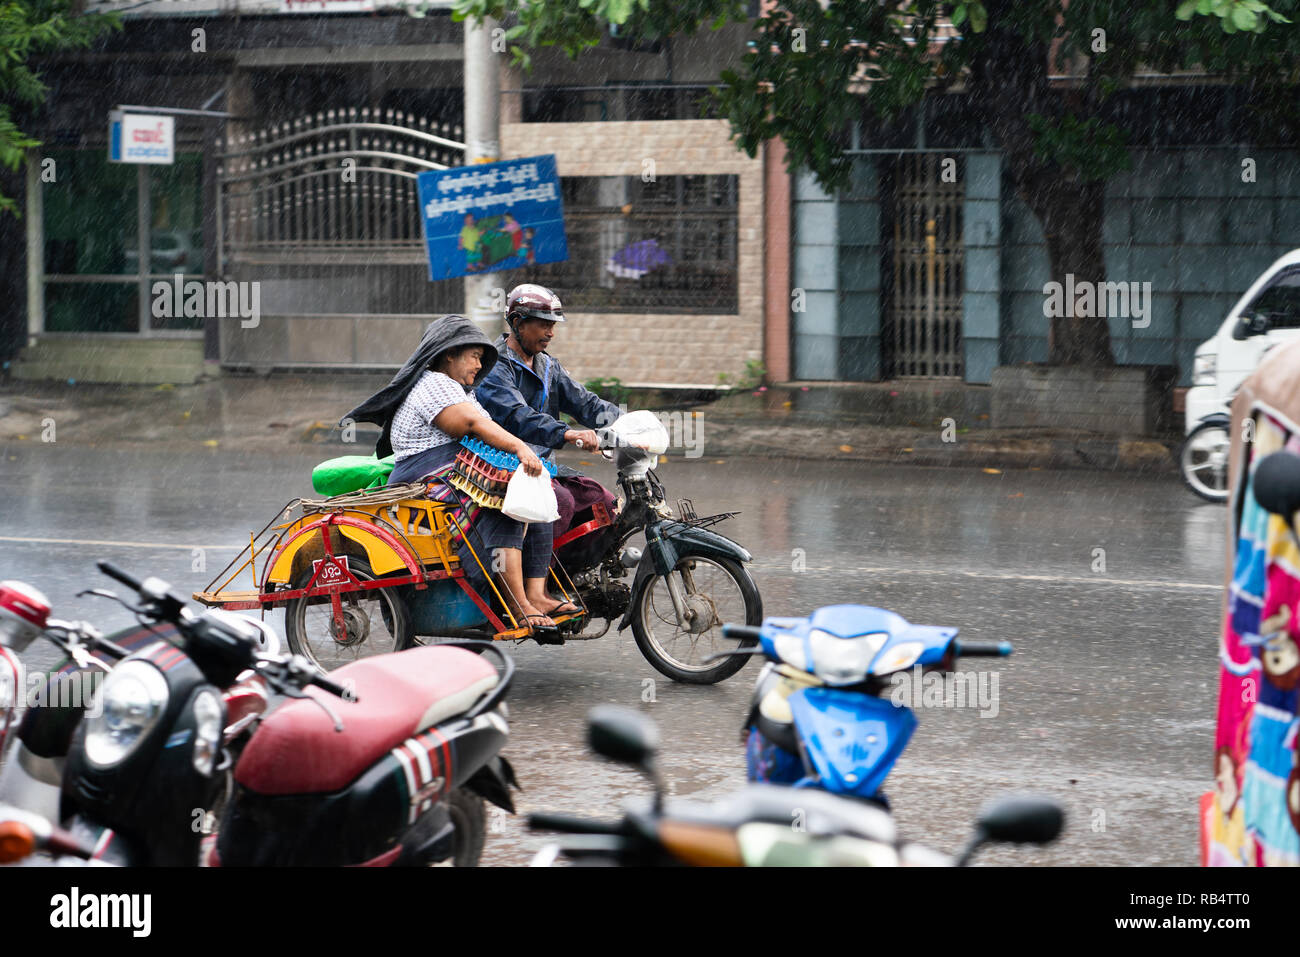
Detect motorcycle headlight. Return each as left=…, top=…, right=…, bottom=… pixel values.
left=772, top=632, right=808, bottom=672
left=84, top=661, right=168, bottom=768
left=808, top=630, right=889, bottom=685
left=1193, top=353, right=1217, bottom=386
left=870, top=641, right=925, bottom=677
left=191, top=690, right=224, bottom=777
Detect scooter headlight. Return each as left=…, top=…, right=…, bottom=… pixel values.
left=191, top=690, right=224, bottom=777
left=808, top=630, right=889, bottom=685
left=771, top=632, right=808, bottom=671
left=85, top=661, right=169, bottom=768
left=870, top=641, right=926, bottom=677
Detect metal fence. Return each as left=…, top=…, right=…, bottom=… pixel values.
left=216, top=108, right=466, bottom=367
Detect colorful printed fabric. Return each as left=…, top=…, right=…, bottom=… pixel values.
left=1206, top=412, right=1300, bottom=866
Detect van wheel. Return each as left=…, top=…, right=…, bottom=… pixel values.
left=1179, top=421, right=1231, bottom=503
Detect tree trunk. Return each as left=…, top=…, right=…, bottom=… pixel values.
left=1028, top=178, right=1115, bottom=366
left=0, top=164, right=26, bottom=363
left=965, top=3, right=1116, bottom=367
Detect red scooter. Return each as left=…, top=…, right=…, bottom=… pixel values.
left=56, top=563, right=516, bottom=867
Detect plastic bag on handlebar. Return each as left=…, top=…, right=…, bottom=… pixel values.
left=606, top=410, right=669, bottom=454
left=502, top=465, right=561, bottom=524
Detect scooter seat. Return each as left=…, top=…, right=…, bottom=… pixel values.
left=235, top=646, right=498, bottom=795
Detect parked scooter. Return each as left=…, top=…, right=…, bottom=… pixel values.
left=0, top=580, right=276, bottom=832
left=528, top=706, right=1063, bottom=867
left=711, top=605, right=1010, bottom=807
left=58, top=561, right=517, bottom=866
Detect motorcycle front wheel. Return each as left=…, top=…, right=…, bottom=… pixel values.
left=632, top=554, right=761, bottom=685
left=1179, top=421, right=1231, bottom=503
left=283, top=557, right=413, bottom=672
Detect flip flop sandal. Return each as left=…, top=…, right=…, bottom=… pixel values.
left=551, top=602, right=582, bottom=617
left=523, top=614, right=563, bottom=644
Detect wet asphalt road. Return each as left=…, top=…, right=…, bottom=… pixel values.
left=0, top=443, right=1225, bottom=866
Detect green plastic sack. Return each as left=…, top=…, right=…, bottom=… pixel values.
left=311, top=454, right=395, bottom=497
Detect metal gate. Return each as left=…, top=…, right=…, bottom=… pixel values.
left=888, top=154, right=964, bottom=378
left=216, top=108, right=466, bottom=368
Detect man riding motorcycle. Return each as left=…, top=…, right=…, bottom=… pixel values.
left=475, top=284, right=622, bottom=547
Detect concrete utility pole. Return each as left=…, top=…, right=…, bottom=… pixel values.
left=463, top=15, right=501, bottom=335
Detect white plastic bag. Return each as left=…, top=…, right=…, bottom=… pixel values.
left=608, top=410, right=669, bottom=454
left=502, top=465, right=560, bottom=524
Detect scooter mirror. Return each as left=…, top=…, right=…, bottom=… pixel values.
left=587, top=704, right=659, bottom=771
left=975, top=795, right=1065, bottom=845
left=1254, top=450, right=1300, bottom=521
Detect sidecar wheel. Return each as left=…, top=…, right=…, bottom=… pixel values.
left=284, top=557, right=413, bottom=673
left=632, top=554, right=761, bottom=685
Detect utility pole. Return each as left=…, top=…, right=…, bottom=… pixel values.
left=464, top=14, right=501, bottom=335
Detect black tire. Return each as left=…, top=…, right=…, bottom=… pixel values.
left=284, top=557, right=413, bottom=672
left=447, top=788, right=486, bottom=867
left=1179, top=421, right=1231, bottom=503
left=631, top=554, right=761, bottom=685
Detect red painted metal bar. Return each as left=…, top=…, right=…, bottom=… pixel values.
left=554, top=502, right=612, bottom=549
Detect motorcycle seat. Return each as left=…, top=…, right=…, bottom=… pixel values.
left=235, top=646, right=499, bottom=795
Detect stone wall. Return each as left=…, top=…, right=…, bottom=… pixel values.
left=991, top=365, right=1177, bottom=434
left=501, top=120, right=764, bottom=387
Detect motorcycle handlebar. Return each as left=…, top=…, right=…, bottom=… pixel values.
left=721, top=624, right=762, bottom=641
left=528, top=812, right=623, bottom=836
left=310, top=672, right=352, bottom=700
left=96, top=561, right=143, bottom=593
left=952, top=640, right=1013, bottom=658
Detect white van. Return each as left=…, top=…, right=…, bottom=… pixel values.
left=1181, top=249, right=1300, bottom=501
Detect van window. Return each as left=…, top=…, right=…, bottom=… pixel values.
left=1243, top=268, right=1300, bottom=331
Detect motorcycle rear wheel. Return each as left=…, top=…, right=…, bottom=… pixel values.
left=284, top=557, right=413, bottom=673
left=447, top=788, right=486, bottom=867
left=632, top=554, right=761, bottom=685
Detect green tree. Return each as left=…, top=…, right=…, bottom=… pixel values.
left=456, top=0, right=1300, bottom=366
left=0, top=0, right=119, bottom=216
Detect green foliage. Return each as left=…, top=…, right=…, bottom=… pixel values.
left=584, top=375, right=630, bottom=406
left=716, top=359, right=766, bottom=391
left=1026, top=113, right=1131, bottom=184
left=1175, top=0, right=1290, bottom=33
left=0, top=0, right=119, bottom=216
left=456, top=0, right=1300, bottom=195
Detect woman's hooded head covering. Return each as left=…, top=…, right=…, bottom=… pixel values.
left=341, top=314, right=498, bottom=458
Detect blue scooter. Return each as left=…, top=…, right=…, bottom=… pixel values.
left=717, top=605, right=1010, bottom=807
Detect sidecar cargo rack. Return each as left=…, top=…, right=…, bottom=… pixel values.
left=193, top=589, right=262, bottom=609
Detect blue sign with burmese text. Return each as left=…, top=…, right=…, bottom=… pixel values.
left=417, top=155, right=567, bottom=281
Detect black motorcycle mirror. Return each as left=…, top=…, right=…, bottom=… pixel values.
left=1253, top=451, right=1300, bottom=533
left=587, top=705, right=665, bottom=813
left=954, top=795, right=1065, bottom=866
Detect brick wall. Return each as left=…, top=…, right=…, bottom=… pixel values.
left=501, top=120, right=764, bottom=387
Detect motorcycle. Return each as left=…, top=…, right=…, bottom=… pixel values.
left=712, top=604, right=1010, bottom=807
left=0, top=580, right=276, bottom=834
left=58, top=561, right=517, bottom=867
left=528, top=705, right=1064, bottom=867
left=197, top=409, right=762, bottom=685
